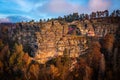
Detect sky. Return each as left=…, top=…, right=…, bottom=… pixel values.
left=0, top=0, right=120, bottom=22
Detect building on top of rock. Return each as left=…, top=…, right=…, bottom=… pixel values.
left=87, top=30, right=95, bottom=37
left=84, top=24, right=95, bottom=37
left=67, top=25, right=81, bottom=35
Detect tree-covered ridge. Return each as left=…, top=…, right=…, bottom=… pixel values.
left=46, top=9, right=120, bottom=22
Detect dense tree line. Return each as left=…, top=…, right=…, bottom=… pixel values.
left=46, top=9, right=120, bottom=22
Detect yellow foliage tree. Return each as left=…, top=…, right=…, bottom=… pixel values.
left=9, top=44, right=24, bottom=68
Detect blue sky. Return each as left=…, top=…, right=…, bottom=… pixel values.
left=0, top=0, right=120, bottom=22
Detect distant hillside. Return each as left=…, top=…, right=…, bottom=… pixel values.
left=0, top=18, right=10, bottom=23
left=0, top=16, right=30, bottom=23
left=7, top=16, right=30, bottom=23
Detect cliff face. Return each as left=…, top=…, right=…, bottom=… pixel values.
left=35, top=20, right=88, bottom=63
left=1, top=19, right=118, bottom=63
left=32, top=20, right=119, bottom=63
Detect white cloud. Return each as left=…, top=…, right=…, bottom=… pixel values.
left=48, top=0, right=80, bottom=13
left=89, top=0, right=111, bottom=11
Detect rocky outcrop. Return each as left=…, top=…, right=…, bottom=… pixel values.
left=4, top=19, right=119, bottom=63
left=35, top=20, right=88, bottom=63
